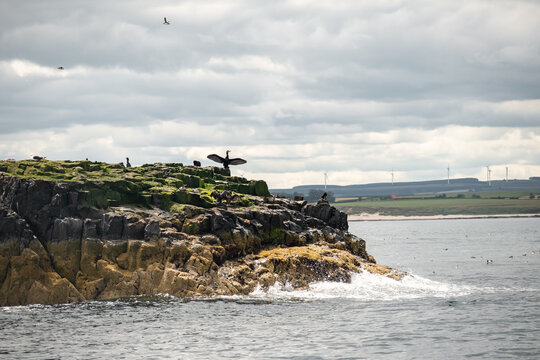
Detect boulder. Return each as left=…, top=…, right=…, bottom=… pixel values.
left=302, top=202, right=348, bottom=230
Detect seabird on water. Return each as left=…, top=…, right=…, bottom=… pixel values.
left=207, top=150, right=246, bottom=169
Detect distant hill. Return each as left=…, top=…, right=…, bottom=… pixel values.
left=272, top=177, right=540, bottom=198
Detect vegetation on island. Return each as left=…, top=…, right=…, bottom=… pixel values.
left=333, top=191, right=540, bottom=216
left=0, top=159, right=270, bottom=210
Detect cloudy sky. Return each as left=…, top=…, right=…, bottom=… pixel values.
left=1, top=0, right=539, bottom=188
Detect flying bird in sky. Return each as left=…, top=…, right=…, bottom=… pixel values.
left=57, top=67, right=64, bottom=70
left=163, top=17, right=170, bottom=25
left=207, top=150, right=247, bottom=169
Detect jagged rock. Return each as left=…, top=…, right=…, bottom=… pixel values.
left=144, top=221, right=161, bottom=240
left=80, top=239, right=104, bottom=278
left=0, top=248, right=84, bottom=305
left=0, top=207, right=35, bottom=250
left=126, top=219, right=146, bottom=240
left=0, top=160, right=402, bottom=306
left=302, top=202, right=349, bottom=230
left=83, top=219, right=101, bottom=239
left=50, top=217, right=83, bottom=242
left=102, top=213, right=125, bottom=240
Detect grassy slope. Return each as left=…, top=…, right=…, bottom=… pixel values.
left=334, top=194, right=540, bottom=216
left=0, top=159, right=270, bottom=210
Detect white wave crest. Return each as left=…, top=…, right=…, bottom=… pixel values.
left=249, top=271, right=481, bottom=301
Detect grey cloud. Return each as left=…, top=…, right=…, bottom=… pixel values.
left=1, top=0, right=539, bottom=184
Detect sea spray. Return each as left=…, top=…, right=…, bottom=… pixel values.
left=249, top=270, right=483, bottom=301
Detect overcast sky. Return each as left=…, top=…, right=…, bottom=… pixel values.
left=1, top=0, right=539, bottom=188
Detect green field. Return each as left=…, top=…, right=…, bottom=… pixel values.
left=333, top=192, right=540, bottom=216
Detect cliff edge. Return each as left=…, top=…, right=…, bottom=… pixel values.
left=0, top=159, right=401, bottom=306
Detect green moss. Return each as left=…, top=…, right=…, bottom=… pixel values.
left=223, top=180, right=269, bottom=197
left=236, top=183, right=252, bottom=194
left=169, top=204, right=205, bottom=219
left=253, top=180, right=270, bottom=197
left=164, top=177, right=184, bottom=187
left=84, top=186, right=108, bottom=208
left=185, top=193, right=213, bottom=208
left=0, top=159, right=268, bottom=210
left=173, top=189, right=216, bottom=208
left=182, top=221, right=200, bottom=235
left=270, top=228, right=286, bottom=243
left=174, top=190, right=189, bottom=204
left=141, top=180, right=161, bottom=189
left=238, top=196, right=254, bottom=207
left=169, top=203, right=188, bottom=213
left=23, top=167, right=39, bottom=176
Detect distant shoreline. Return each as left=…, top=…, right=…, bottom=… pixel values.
left=348, top=213, right=540, bottom=221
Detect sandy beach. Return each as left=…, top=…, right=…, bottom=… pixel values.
left=348, top=213, right=540, bottom=221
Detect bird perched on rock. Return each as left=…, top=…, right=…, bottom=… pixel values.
left=317, top=192, right=329, bottom=205
left=126, top=157, right=131, bottom=167
left=32, top=155, right=45, bottom=161
left=163, top=17, right=170, bottom=25
left=207, top=150, right=246, bottom=169
left=193, top=160, right=201, bottom=167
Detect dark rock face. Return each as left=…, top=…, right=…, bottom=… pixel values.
left=101, top=214, right=125, bottom=240
left=0, top=170, right=398, bottom=306
left=0, top=208, right=35, bottom=248
left=51, top=218, right=84, bottom=243
left=302, top=201, right=349, bottom=230
left=82, top=219, right=101, bottom=239
left=144, top=221, right=161, bottom=240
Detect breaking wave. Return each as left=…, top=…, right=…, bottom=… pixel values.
left=249, top=271, right=486, bottom=301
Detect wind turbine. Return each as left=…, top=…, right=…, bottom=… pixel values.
left=506, top=166, right=509, bottom=182
left=391, top=169, right=394, bottom=185
left=447, top=164, right=450, bottom=184
left=324, top=172, right=328, bottom=190
left=486, top=166, right=491, bottom=186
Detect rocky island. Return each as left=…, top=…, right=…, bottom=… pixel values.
left=0, top=159, right=402, bottom=306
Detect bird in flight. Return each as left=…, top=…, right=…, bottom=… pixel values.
left=163, top=17, right=170, bottom=25
left=57, top=67, right=64, bottom=70
left=207, top=150, right=247, bottom=169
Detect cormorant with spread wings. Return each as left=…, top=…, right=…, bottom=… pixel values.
left=207, top=150, right=246, bottom=169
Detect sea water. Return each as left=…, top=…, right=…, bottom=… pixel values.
left=1, top=218, right=539, bottom=359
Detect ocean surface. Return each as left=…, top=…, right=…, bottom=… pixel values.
left=1, top=217, right=539, bottom=359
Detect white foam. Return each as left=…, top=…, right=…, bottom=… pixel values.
left=249, top=271, right=482, bottom=301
